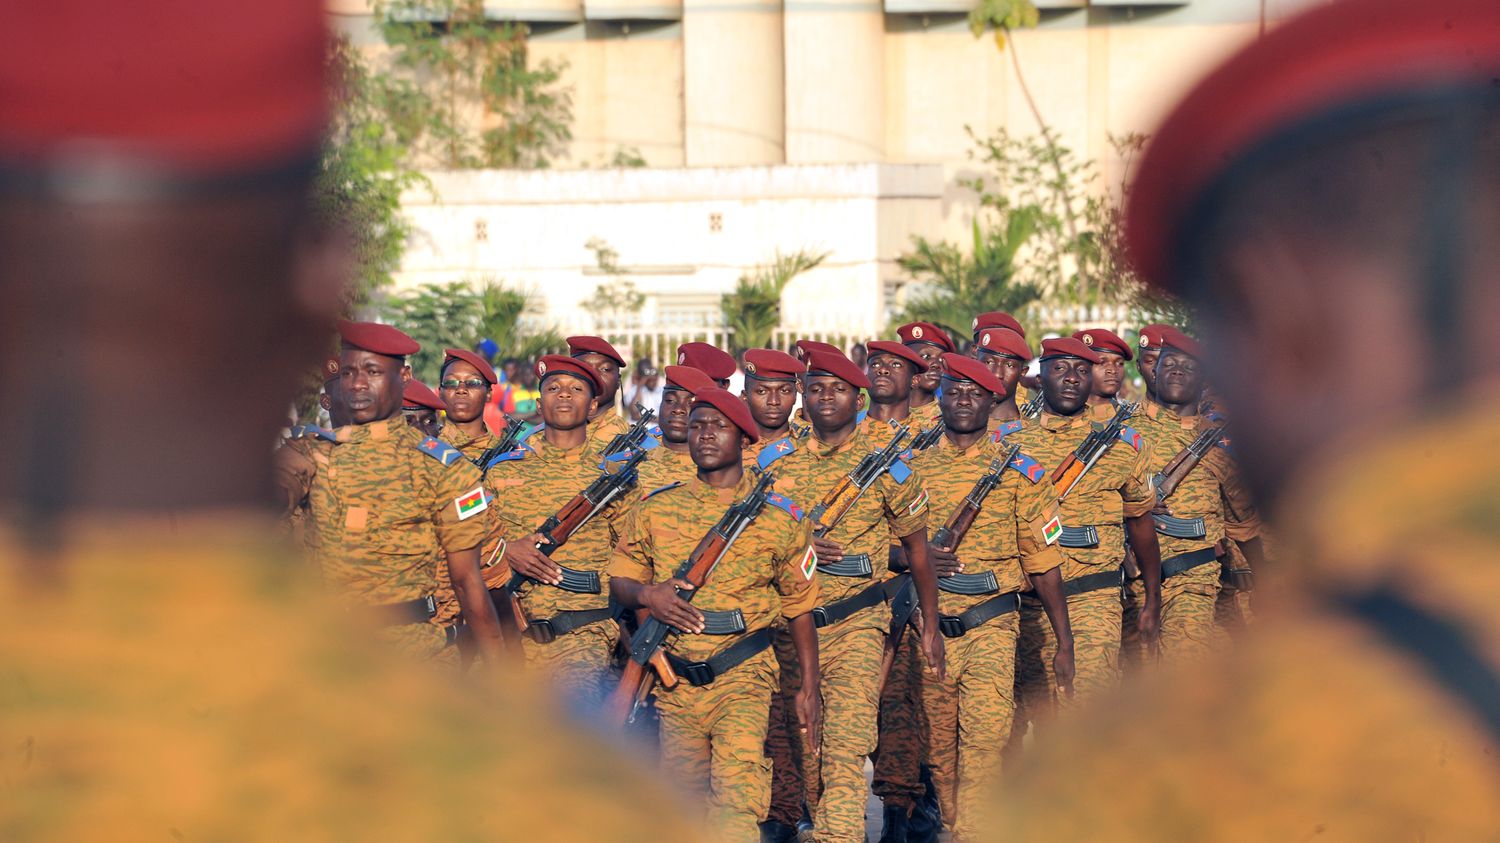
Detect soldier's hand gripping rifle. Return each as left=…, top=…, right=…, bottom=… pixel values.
left=607, top=471, right=777, bottom=726
left=1149, top=423, right=1227, bottom=541
left=807, top=425, right=913, bottom=539
left=473, top=413, right=527, bottom=469
left=500, top=408, right=657, bottom=638
left=1048, top=401, right=1138, bottom=500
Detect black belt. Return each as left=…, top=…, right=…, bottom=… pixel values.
left=1058, top=525, right=1100, bottom=548
left=817, top=553, right=874, bottom=578
left=372, top=595, right=437, bottom=626
left=938, top=592, right=1021, bottom=638
left=699, top=608, right=748, bottom=635
left=1155, top=513, right=1208, bottom=540
left=884, top=575, right=918, bottom=631
left=812, top=581, right=888, bottom=628
left=1062, top=567, right=1123, bottom=598
left=1161, top=547, right=1219, bottom=579
left=524, top=606, right=614, bottom=644
left=665, top=627, right=775, bottom=686
left=937, top=571, right=1000, bottom=595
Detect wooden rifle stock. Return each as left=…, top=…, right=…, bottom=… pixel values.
left=1153, top=426, right=1224, bottom=501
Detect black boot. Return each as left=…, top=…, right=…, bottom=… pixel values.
left=906, top=767, right=942, bottom=843
left=759, top=820, right=797, bottom=843
left=878, top=803, right=911, bottom=843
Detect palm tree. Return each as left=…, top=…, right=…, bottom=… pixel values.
left=722, top=249, right=830, bottom=353
left=892, top=207, right=1042, bottom=340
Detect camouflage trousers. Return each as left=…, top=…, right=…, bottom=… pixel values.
left=766, top=626, right=813, bottom=826
left=812, top=623, right=887, bottom=842
left=1017, top=586, right=1121, bottom=725
left=872, top=624, right=937, bottom=811
left=922, top=612, right=1019, bottom=840
left=1158, top=560, right=1224, bottom=666
left=1120, top=577, right=1148, bottom=673
left=519, top=618, right=616, bottom=705
left=657, top=647, right=778, bottom=841
left=1215, top=541, right=1256, bottom=633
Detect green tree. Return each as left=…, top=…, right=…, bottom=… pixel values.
left=377, top=279, right=563, bottom=382
left=580, top=238, right=646, bottom=328
left=893, top=211, right=1042, bottom=339
left=722, top=250, right=829, bottom=353
left=376, top=0, right=573, bottom=169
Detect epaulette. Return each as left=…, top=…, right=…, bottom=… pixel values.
left=991, top=419, right=1024, bottom=441
left=763, top=491, right=804, bottom=522
left=416, top=436, right=465, bottom=467
left=887, top=456, right=913, bottom=485
left=855, top=409, right=869, bottom=424
left=647, top=423, right=662, bottom=439
left=642, top=481, right=683, bottom=501
left=1006, top=451, right=1046, bottom=484
left=289, top=424, right=337, bottom=442
left=484, top=447, right=529, bottom=470
left=757, top=437, right=798, bottom=472
left=1118, top=426, right=1143, bottom=452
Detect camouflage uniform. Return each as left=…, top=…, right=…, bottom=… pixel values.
left=909, top=433, right=1064, bottom=838
left=907, top=399, right=942, bottom=432
left=1131, top=402, right=1260, bottom=665
left=609, top=474, right=816, bottom=839
left=773, top=428, right=930, bottom=842
left=994, top=399, right=1500, bottom=839
left=0, top=519, right=702, bottom=842
left=484, top=434, right=630, bottom=700
left=1008, top=405, right=1154, bottom=720
left=445, top=426, right=501, bottom=462
left=431, top=426, right=511, bottom=625
left=638, top=444, right=699, bottom=491
left=307, top=415, right=489, bottom=661
left=585, top=410, right=630, bottom=458
left=275, top=424, right=338, bottom=553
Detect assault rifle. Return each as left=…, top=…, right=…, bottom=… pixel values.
left=499, top=408, right=657, bottom=638
left=1049, top=401, right=1138, bottom=500
left=473, top=413, right=527, bottom=469
left=1151, top=424, right=1225, bottom=501
left=608, top=471, right=778, bottom=725
left=1020, top=391, right=1046, bottom=420
left=807, top=425, right=912, bottom=538
left=909, top=423, right=944, bottom=453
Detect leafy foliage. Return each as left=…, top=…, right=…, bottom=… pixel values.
left=894, top=214, right=1042, bottom=338
left=580, top=238, right=647, bottom=329
left=722, top=250, right=830, bottom=353
left=377, top=279, right=564, bottom=382
left=967, top=0, right=1038, bottom=49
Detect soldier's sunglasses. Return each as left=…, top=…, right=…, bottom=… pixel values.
left=440, top=378, right=488, bottom=390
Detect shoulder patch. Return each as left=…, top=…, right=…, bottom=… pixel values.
left=484, top=447, right=529, bottom=470
left=887, top=457, right=913, bottom=485
left=416, top=436, right=465, bottom=467
left=1118, top=426, right=1143, bottom=452
left=763, top=491, right=804, bottom=522
left=757, top=437, right=798, bottom=472
left=647, top=423, right=662, bottom=438
left=1007, top=450, right=1046, bottom=484
left=641, top=480, right=684, bottom=502
left=855, top=409, right=869, bottom=424
left=991, top=419, right=1024, bottom=441
left=289, top=424, right=337, bottom=442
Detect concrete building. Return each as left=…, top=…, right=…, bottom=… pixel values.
left=331, top=0, right=1320, bottom=336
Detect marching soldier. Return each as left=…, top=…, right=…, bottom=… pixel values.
left=741, top=348, right=808, bottom=447
left=860, top=340, right=929, bottom=442
left=610, top=388, right=820, bottom=839
left=973, top=312, right=1034, bottom=407
left=276, top=361, right=347, bottom=548
left=438, top=348, right=502, bottom=460
left=678, top=341, right=738, bottom=388
left=896, top=322, right=954, bottom=431
left=911, top=354, right=1073, bottom=840
left=970, top=327, right=1031, bottom=428
left=772, top=348, right=945, bottom=843
left=567, top=335, right=630, bottom=456
left=638, top=364, right=716, bottom=489
left=1072, top=328, right=1132, bottom=407
left=1133, top=324, right=1172, bottom=402
left=997, top=0, right=1500, bottom=836
left=401, top=379, right=445, bottom=439
left=1009, top=337, right=1161, bottom=720
left=483, top=355, right=632, bottom=701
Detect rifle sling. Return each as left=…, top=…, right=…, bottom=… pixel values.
left=665, top=627, right=775, bottom=686
left=523, top=606, right=615, bottom=644
left=1059, top=567, right=1123, bottom=598
left=1161, top=547, right=1219, bottom=579
left=812, top=581, right=889, bottom=629
left=939, top=591, right=1021, bottom=638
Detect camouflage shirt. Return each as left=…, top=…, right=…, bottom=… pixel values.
left=1133, top=402, right=1260, bottom=559
left=1009, top=405, right=1154, bottom=579
left=585, top=410, right=630, bottom=459
left=484, top=433, right=632, bottom=621
left=773, top=427, right=930, bottom=630
left=637, top=444, right=699, bottom=491
left=744, top=426, right=809, bottom=474
left=445, top=425, right=502, bottom=463
left=609, top=473, right=816, bottom=662
left=911, top=433, right=1064, bottom=615
left=907, top=399, right=943, bottom=432
left=274, top=425, right=338, bottom=553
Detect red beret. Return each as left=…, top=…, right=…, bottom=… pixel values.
left=864, top=340, right=926, bottom=370
left=1158, top=327, right=1203, bottom=359
left=664, top=365, right=716, bottom=393
left=322, top=357, right=340, bottom=383
left=897, top=322, right=955, bottom=352
left=1038, top=337, right=1102, bottom=365
left=690, top=388, right=760, bottom=444
left=535, top=354, right=605, bottom=395
left=743, top=349, right=805, bottom=381
left=972, top=311, right=1026, bottom=338
left=793, top=340, right=842, bottom=362
left=401, top=380, right=445, bottom=412
left=0, top=0, right=327, bottom=173
left=337, top=320, right=420, bottom=358
left=567, top=336, right=626, bottom=367
left=1127, top=0, right=1500, bottom=291
left=803, top=349, right=871, bottom=390
left=940, top=353, right=1008, bottom=396
left=974, top=328, right=1032, bottom=361
left=1137, top=324, right=1174, bottom=351
left=676, top=342, right=736, bottom=381
left=1073, top=328, right=1134, bottom=361
left=442, top=348, right=498, bottom=385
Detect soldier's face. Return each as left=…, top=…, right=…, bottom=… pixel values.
left=939, top=379, right=995, bottom=434
left=322, top=377, right=352, bottom=427
left=1041, top=358, right=1093, bottom=415
left=338, top=349, right=406, bottom=424
left=688, top=406, right=744, bottom=471
left=909, top=343, right=943, bottom=392
left=659, top=387, right=694, bottom=443
left=744, top=378, right=797, bottom=430
left=576, top=353, right=620, bottom=401
left=802, top=375, right=862, bottom=431
left=1092, top=351, right=1126, bottom=398
left=1155, top=350, right=1204, bottom=406
left=976, top=352, right=1024, bottom=400
left=866, top=353, right=915, bottom=404
left=403, top=408, right=442, bottom=439
left=439, top=360, right=491, bottom=424
left=1137, top=347, right=1162, bottom=396
left=538, top=374, right=598, bottom=430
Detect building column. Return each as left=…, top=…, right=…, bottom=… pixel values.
left=683, top=0, right=785, bottom=165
